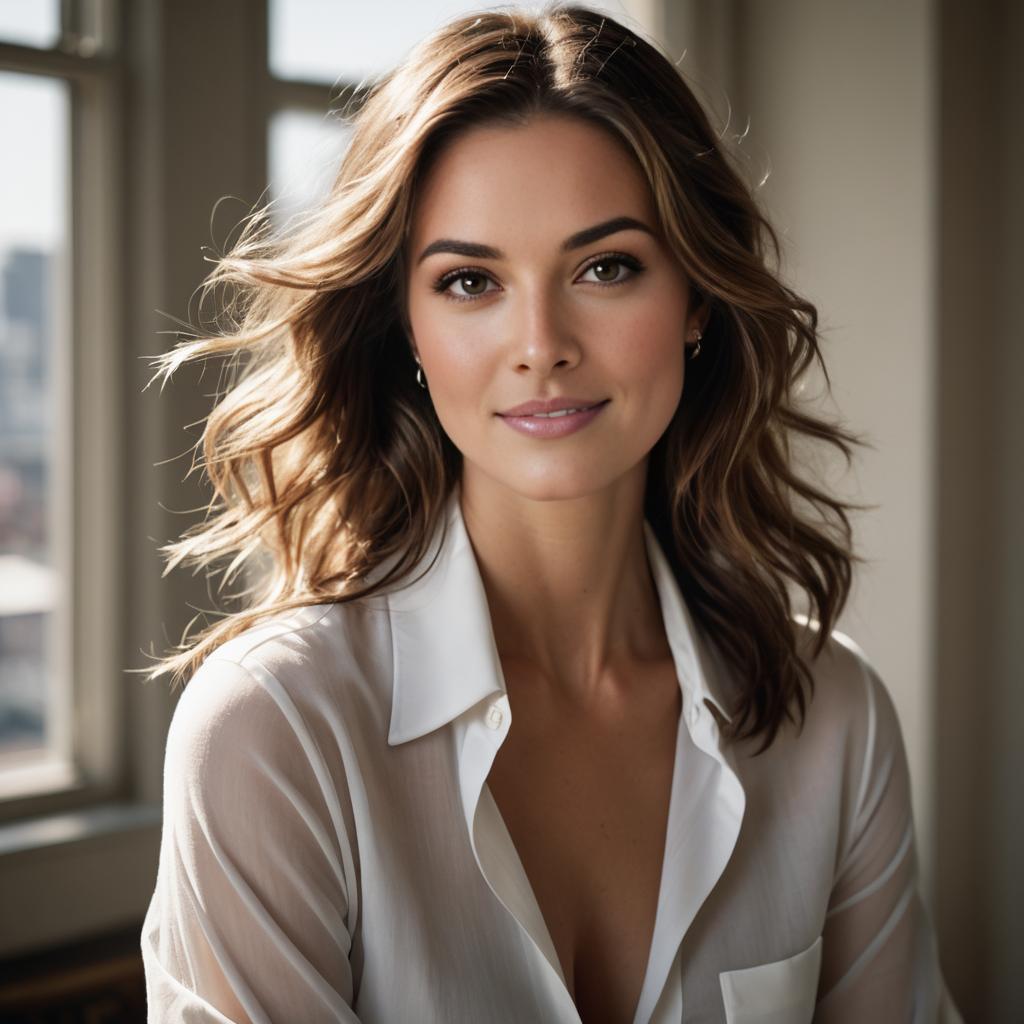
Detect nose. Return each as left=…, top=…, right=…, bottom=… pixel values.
left=508, top=284, right=583, bottom=377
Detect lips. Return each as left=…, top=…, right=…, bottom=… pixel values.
left=497, top=397, right=609, bottom=417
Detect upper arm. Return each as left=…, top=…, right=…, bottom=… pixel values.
left=814, top=646, right=962, bottom=1023
left=141, top=655, right=362, bottom=1024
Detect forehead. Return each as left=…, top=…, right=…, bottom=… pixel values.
left=408, top=115, right=658, bottom=244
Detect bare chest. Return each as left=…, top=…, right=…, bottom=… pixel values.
left=485, top=662, right=682, bottom=1024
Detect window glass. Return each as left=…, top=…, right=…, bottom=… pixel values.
left=268, top=0, right=634, bottom=83
left=0, top=71, right=70, bottom=763
left=0, top=0, right=60, bottom=49
left=268, top=108, right=352, bottom=227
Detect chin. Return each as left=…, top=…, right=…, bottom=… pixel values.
left=467, top=452, right=631, bottom=504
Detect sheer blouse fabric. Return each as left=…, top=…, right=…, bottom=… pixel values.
left=141, top=491, right=962, bottom=1023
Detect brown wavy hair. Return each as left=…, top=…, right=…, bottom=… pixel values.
left=143, top=2, right=865, bottom=754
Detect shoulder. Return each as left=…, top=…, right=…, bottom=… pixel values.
left=201, top=602, right=353, bottom=682
left=790, top=617, right=904, bottom=752
left=189, top=596, right=390, bottom=693
left=167, top=599, right=390, bottom=758
left=160, top=610, right=369, bottom=850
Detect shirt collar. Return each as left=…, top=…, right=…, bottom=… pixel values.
left=385, top=487, right=735, bottom=746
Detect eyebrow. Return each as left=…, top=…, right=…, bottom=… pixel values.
left=415, top=215, right=657, bottom=266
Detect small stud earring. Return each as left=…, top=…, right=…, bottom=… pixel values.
left=415, top=360, right=427, bottom=389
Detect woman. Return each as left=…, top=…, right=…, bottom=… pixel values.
left=140, top=4, right=962, bottom=1022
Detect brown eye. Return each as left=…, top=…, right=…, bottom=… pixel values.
left=433, top=268, right=497, bottom=302
left=579, top=253, right=645, bottom=286
left=459, top=274, right=488, bottom=295
left=590, top=260, right=621, bottom=282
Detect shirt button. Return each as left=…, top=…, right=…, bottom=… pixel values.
left=687, top=703, right=700, bottom=727
left=485, top=703, right=504, bottom=729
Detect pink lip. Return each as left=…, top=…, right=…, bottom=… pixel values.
left=498, top=396, right=607, bottom=417
left=497, top=399, right=610, bottom=439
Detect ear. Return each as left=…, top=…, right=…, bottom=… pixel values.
left=689, top=289, right=711, bottom=335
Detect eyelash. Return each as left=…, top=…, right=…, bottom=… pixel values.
left=431, top=251, right=647, bottom=304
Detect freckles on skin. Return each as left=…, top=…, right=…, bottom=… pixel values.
left=403, top=115, right=694, bottom=500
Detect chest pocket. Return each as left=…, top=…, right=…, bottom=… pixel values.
left=718, top=934, right=823, bottom=1024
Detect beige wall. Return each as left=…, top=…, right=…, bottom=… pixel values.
left=655, top=0, right=938, bottom=887
left=731, top=0, right=938, bottom=894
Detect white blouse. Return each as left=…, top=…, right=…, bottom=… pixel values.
left=141, top=488, right=963, bottom=1023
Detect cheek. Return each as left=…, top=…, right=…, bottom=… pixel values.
left=608, top=309, right=687, bottom=413
left=409, top=317, right=496, bottom=441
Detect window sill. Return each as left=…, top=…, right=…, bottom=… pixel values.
left=0, top=802, right=161, bottom=958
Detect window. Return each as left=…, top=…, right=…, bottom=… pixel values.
left=265, top=0, right=633, bottom=216
left=0, top=71, right=71, bottom=771
left=0, top=1, right=119, bottom=811
left=0, top=1, right=62, bottom=51
left=268, top=107, right=352, bottom=229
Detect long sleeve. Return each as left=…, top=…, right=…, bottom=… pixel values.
left=141, top=655, right=362, bottom=1023
left=815, top=655, right=962, bottom=1023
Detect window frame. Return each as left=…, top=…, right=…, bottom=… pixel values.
left=0, top=0, right=270, bottom=959
left=0, top=10, right=124, bottom=823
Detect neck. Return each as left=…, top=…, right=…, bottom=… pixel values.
left=458, top=462, right=671, bottom=707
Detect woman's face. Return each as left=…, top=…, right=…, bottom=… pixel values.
left=405, top=114, right=701, bottom=502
